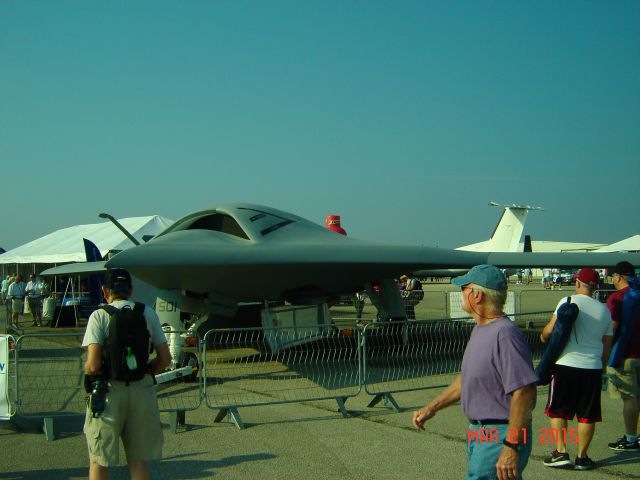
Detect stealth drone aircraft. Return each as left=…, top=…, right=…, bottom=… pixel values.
left=44, top=203, right=640, bottom=323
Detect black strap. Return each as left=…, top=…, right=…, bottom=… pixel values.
left=468, top=419, right=509, bottom=425
left=566, top=296, right=579, bottom=343
left=101, top=304, right=118, bottom=315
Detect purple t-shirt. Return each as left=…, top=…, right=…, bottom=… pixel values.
left=461, top=316, right=538, bottom=420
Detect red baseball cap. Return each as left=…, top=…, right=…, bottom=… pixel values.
left=577, top=268, right=599, bottom=287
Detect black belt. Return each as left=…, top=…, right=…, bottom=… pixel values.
left=468, top=419, right=509, bottom=425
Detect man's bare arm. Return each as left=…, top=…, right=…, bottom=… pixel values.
left=496, top=384, right=536, bottom=480
left=150, top=342, right=172, bottom=374
left=540, top=314, right=557, bottom=343
left=84, top=344, right=102, bottom=376
left=602, top=335, right=613, bottom=371
left=412, top=374, right=462, bottom=431
left=507, top=384, right=536, bottom=442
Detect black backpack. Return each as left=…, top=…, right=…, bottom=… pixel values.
left=101, top=302, right=151, bottom=383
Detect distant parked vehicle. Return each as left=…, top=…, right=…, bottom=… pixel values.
left=560, top=269, right=577, bottom=285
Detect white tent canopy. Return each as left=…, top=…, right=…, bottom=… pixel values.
left=0, top=216, right=174, bottom=264
left=594, top=234, right=640, bottom=253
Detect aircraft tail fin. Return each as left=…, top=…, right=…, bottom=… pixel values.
left=83, top=238, right=104, bottom=306
left=458, top=202, right=542, bottom=253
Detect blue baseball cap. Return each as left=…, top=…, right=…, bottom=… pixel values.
left=451, top=264, right=507, bottom=291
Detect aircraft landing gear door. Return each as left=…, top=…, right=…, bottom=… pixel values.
left=261, top=302, right=331, bottom=352
left=366, top=278, right=406, bottom=321
left=156, top=291, right=183, bottom=331
left=156, top=291, right=183, bottom=371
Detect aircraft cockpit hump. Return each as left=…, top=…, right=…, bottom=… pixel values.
left=153, top=203, right=325, bottom=243
left=155, top=209, right=251, bottom=241
left=182, top=213, right=249, bottom=239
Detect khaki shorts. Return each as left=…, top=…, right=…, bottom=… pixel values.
left=84, top=375, right=163, bottom=466
left=11, top=299, right=23, bottom=315
left=607, top=358, right=640, bottom=400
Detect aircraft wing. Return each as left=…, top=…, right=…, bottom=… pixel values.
left=105, top=229, right=640, bottom=301
left=483, top=252, right=633, bottom=268
left=105, top=232, right=489, bottom=301
left=41, top=261, right=107, bottom=276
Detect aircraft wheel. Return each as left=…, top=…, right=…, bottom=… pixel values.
left=180, top=352, right=199, bottom=383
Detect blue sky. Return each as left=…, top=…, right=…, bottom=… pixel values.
left=1, top=1, right=639, bottom=251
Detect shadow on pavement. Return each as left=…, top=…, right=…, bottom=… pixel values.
left=596, top=452, right=640, bottom=468
left=0, top=453, right=278, bottom=480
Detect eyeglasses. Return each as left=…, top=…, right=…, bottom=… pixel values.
left=461, top=286, right=475, bottom=293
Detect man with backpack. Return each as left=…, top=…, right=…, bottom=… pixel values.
left=540, top=268, right=613, bottom=470
left=606, top=261, right=640, bottom=452
left=82, top=268, right=171, bottom=480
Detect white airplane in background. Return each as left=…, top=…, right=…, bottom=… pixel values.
left=458, top=202, right=542, bottom=253
left=416, top=202, right=541, bottom=277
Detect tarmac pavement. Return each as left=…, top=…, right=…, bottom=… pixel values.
left=1, top=383, right=639, bottom=479
left=1, top=285, right=638, bottom=479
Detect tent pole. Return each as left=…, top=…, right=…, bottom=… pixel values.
left=55, top=278, right=73, bottom=328
left=73, top=276, right=79, bottom=327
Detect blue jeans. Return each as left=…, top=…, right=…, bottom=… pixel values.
left=466, top=422, right=532, bottom=479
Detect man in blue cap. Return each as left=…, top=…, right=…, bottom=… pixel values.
left=412, top=264, right=537, bottom=480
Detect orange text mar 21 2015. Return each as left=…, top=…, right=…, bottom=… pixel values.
left=467, top=427, right=579, bottom=445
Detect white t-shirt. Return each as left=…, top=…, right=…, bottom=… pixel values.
left=26, top=280, right=41, bottom=298
left=82, top=300, right=167, bottom=348
left=554, top=294, right=613, bottom=369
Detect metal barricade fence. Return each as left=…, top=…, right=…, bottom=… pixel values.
left=12, top=330, right=203, bottom=437
left=2, top=334, right=18, bottom=419
left=14, top=333, right=86, bottom=417
left=361, top=319, right=471, bottom=410
left=8, top=313, right=552, bottom=432
left=203, top=325, right=361, bottom=428
left=155, top=329, right=203, bottom=415
left=361, top=311, right=552, bottom=411
left=513, top=311, right=554, bottom=365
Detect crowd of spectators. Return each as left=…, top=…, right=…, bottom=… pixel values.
left=3, top=273, right=51, bottom=330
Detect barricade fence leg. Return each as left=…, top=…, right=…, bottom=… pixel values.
left=214, top=407, right=244, bottom=430
left=43, top=417, right=54, bottom=441
left=335, top=397, right=350, bottom=418
left=367, top=393, right=401, bottom=412
left=168, top=410, right=186, bottom=433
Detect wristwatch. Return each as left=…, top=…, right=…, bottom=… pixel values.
left=503, top=439, right=520, bottom=451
